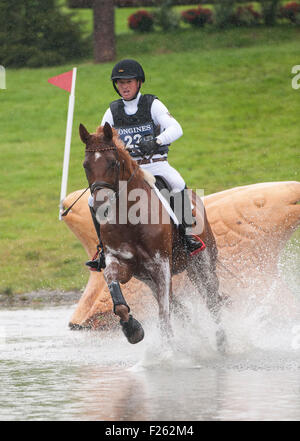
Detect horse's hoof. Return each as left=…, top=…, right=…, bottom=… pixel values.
left=216, top=326, right=227, bottom=355
left=120, top=315, right=144, bottom=344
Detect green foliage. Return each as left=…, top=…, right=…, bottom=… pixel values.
left=153, top=0, right=180, bottom=31
left=0, top=0, right=86, bottom=68
left=233, top=5, right=262, bottom=26
left=181, top=5, right=261, bottom=28
left=261, top=0, right=281, bottom=25
left=181, top=7, right=213, bottom=28
left=128, top=10, right=154, bottom=33
left=213, top=1, right=263, bottom=28
left=214, top=0, right=236, bottom=28
left=279, top=1, right=300, bottom=24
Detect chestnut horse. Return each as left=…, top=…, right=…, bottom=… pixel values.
left=80, top=122, right=226, bottom=352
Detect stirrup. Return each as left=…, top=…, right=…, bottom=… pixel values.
left=184, top=234, right=206, bottom=257
left=85, top=245, right=106, bottom=272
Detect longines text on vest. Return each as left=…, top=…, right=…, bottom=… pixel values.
left=118, top=124, right=152, bottom=135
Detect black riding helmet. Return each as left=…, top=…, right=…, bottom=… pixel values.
left=111, top=59, right=145, bottom=98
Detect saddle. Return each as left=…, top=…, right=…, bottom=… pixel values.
left=154, top=175, right=173, bottom=193
left=154, top=175, right=196, bottom=218
left=154, top=176, right=196, bottom=226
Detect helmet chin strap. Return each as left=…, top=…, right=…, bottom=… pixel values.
left=113, top=80, right=142, bottom=101
left=113, top=80, right=122, bottom=97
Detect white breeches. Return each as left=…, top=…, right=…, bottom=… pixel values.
left=141, top=160, right=186, bottom=193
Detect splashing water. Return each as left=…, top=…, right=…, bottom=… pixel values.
left=0, top=240, right=299, bottom=420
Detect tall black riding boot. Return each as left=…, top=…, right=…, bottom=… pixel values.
left=85, top=206, right=106, bottom=272
left=174, top=188, right=205, bottom=256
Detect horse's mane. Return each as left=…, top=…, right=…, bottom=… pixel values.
left=95, top=125, right=155, bottom=188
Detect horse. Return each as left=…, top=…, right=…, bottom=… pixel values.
left=79, top=122, right=226, bottom=352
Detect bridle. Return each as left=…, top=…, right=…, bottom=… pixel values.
left=86, top=146, right=121, bottom=198
left=85, top=144, right=140, bottom=202
left=61, top=141, right=155, bottom=218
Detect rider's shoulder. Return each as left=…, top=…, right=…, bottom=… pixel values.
left=109, top=98, right=123, bottom=111
left=101, top=107, right=114, bottom=126
left=150, top=96, right=168, bottom=114
left=142, top=93, right=158, bottom=101
left=142, top=93, right=161, bottom=106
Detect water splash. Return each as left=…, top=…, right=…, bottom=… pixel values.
left=1, top=240, right=300, bottom=420
left=131, top=238, right=300, bottom=371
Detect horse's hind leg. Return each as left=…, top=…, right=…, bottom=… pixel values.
left=149, top=258, right=173, bottom=339
left=187, top=249, right=227, bottom=353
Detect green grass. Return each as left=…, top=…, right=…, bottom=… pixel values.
left=0, top=20, right=299, bottom=294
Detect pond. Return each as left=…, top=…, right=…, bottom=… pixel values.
left=1, top=294, right=300, bottom=421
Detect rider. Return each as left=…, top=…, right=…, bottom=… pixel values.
left=86, top=59, right=203, bottom=271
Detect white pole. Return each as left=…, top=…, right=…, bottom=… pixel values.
left=59, top=67, right=77, bottom=220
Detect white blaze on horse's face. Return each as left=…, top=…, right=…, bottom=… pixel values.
left=94, top=152, right=101, bottom=161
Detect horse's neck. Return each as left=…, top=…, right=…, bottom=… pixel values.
left=110, top=175, right=156, bottom=230
left=129, top=174, right=151, bottom=191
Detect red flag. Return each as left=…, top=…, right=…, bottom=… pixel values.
left=48, top=70, right=73, bottom=93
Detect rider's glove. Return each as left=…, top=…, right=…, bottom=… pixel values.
left=137, top=135, right=162, bottom=156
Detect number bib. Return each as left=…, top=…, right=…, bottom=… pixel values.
left=116, top=122, right=155, bottom=155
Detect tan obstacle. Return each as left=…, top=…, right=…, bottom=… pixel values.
left=62, top=181, right=300, bottom=327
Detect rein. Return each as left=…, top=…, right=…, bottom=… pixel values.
left=87, top=143, right=157, bottom=202
left=87, top=145, right=126, bottom=203
left=61, top=186, right=89, bottom=217
left=62, top=143, right=158, bottom=217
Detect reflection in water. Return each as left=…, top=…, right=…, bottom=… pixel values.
left=77, top=366, right=300, bottom=421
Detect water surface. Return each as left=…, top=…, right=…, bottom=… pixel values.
left=1, top=297, right=300, bottom=421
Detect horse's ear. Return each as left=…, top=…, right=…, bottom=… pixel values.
left=103, top=122, right=113, bottom=140
left=79, top=124, right=90, bottom=144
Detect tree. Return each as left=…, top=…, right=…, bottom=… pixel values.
left=0, top=0, right=85, bottom=68
left=67, top=0, right=115, bottom=63
left=261, top=0, right=281, bottom=25
left=93, top=0, right=116, bottom=63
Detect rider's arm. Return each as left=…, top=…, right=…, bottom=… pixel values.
left=101, top=108, right=114, bottom=126
left=151, top=99, right=183, bottom=146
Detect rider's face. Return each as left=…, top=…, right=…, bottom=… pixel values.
left=116, top=78, right=140, bottom=100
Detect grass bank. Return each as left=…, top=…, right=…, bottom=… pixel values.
left=0, top=25, right=299, bottom=295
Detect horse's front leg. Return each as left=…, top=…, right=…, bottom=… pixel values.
left=104, top=259, right=144, bottom=344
